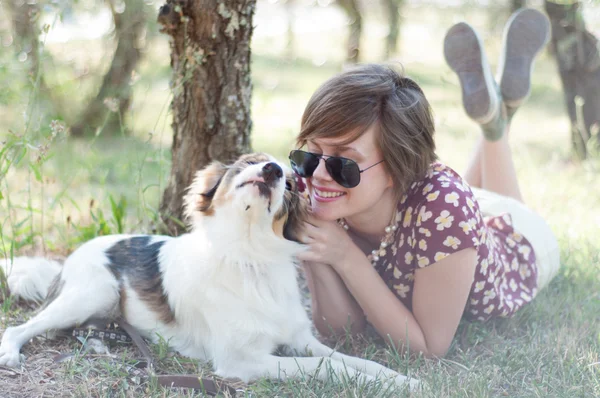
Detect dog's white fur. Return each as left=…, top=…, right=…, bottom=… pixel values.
left=0, top=154, right=418, bottom=390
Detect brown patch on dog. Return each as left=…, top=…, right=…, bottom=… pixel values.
left=184, top=161, right=228, bottom=221
left=119, top=285, right=128, bottom=319
left=276, top=173, right=309, bottom=243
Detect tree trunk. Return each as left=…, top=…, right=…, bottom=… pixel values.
left=544, top=1, right=600, bottom=159
left=383, top=0, right=404, bottom=59
left=157, top=0, right=255, bottom=235
left=71, top=0, right=146, bottom=137
left=6, top=0, right=62, bottom=117
left=338, top=0, right=362, bottom=63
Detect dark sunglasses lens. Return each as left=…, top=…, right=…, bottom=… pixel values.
left=326, top=157, right=360, bottom=188
left=289, top=151, right=319, bottom=177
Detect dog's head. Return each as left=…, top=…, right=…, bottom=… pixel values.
left=184, top=153, right=307, bottom=242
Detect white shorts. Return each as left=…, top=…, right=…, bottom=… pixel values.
left=471, top=187, right=561, bottom=291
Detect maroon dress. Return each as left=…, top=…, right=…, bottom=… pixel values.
left=367, top=162, right=538, bottom=321
left=300, top=162, right=539, bottom=321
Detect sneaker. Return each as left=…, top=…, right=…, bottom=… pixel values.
left=497, top=8, right=550, bottom=116
left=444, top=22, right=505, bottom=140
left=444, top=22, right=500, bottom=125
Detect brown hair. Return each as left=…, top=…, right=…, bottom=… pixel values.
left=297, top=63, right=437, bottom=196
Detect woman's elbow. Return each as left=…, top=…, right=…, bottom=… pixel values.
left=420, top=340, right=451, bottom=358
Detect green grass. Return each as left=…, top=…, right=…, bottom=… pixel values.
left=1, top=2, right=599, bottom=397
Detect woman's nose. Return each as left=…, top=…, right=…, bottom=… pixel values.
left=312, top=158, right=332, bottom=181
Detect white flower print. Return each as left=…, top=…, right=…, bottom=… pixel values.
left=422, top=183, right=434, bottom=195
left=519, top=282, right=531, bottom=293
left=419, top=227, right=431, bottom=237
left=418, top=206, right=433, bottom=224
left=520, top=291, right=532, bottom=301
left=480, top=258, right=489, bottom=275
left=393, top=267, right=402, bottom=279
left=483, top=304, right=495, bottom=314
left=454, top=181, right=466, bottom=192
left=419, top=239, right=427, bottom=251
left=519, top=264, right=531, bottom=279
left=403, top=207, right=413, bottom=228
left=435, top=210, right=454, bottom=231
left=483, top=289, right=497, bottom=305
left=470, top=298, right=479, bottom=306
left=443, top=236, right=461, bottom=250
left=518, top=245, right=532, bottom=261
left=426, top=191, right=440, bottom=202
left=511, top=258, right=519, bottom=271
left=511, top=232, right=523, bottom=242
left=445, top=191, right=460, bottom=207
left=466, top=196, right=475, bottom=212
left=459, top=220, right=472, bottom=234
left=404, top=251, right=413, bottom=265
left=509, top=279, right=518, bottom=292
left=417, top=255, right=430, bottom=267
left=474, top=281, right=485, bottom=293
left=393, top=283, right=410, bottom=298
left=404, top=272, right=415, bottom=281
left=434, top=252, right=449, bottom=262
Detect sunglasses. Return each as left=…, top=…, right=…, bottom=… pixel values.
left=288, top=150, right=384, bottom=188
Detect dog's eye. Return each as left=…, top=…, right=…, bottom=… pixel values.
left=285, top=180, right=293, bottom=191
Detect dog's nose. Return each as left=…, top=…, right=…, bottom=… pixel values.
left=262, top=162, right=283, bottom=183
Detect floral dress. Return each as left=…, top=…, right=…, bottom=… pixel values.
left=372, top=162, right=538, bottom=321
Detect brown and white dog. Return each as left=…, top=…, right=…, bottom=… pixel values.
left=0, top=153, right=418, bottom=390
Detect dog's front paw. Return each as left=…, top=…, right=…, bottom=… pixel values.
left=0, top=347, right=23, bottom=368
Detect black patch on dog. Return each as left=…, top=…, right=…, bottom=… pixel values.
left=106, top=236, right=175, bottom=324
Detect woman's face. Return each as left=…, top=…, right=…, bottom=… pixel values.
left=305, top=125, right=394, bottom=221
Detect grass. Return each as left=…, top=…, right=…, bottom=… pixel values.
left=1, top=1, right=600, bottom=397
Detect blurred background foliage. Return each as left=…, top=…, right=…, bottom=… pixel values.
left=0, top=0, right=599, bottom=251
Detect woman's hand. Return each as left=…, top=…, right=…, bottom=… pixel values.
left=297, top=214, right=361, bottom=272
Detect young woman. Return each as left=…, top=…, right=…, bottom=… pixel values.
left=290, top=8, right=560, bottom=357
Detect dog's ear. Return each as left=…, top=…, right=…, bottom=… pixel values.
left=184, top=161, right=228, bottom=222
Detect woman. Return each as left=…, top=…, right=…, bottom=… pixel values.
left=290, top=8, right=560, bottom=357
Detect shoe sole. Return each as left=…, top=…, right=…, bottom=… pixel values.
left=498, top=8, right=550, bottom=107
left=444, top=22, right=498, bottom=124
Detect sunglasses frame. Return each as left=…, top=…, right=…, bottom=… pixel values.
left=288, top=150, right=384, bottom=188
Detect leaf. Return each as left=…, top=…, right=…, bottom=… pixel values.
left=29, top=164, right=42, bottom=182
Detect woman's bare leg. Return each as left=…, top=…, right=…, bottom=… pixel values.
left=463, top=121, right=523, bottom=202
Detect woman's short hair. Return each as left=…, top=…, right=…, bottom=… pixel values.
left=297, top=63, right=437, bottom=196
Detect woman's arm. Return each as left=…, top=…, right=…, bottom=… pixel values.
left=298, top=215, right=477, bottom=357
left=333, top=245, right=477, bottom=357
left=303, top=261, right=366, bottom=336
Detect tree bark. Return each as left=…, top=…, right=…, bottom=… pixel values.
left=6, top=0, right=62, bottom=116
left=544, top=1, right=600, bottom=159
left=383, top=0, right=404, bottom=59
left=157, top=0, right=255, bottom=235
left=71, top=0, right=146, bottom=137
left=337, top=0, right=362, bottom=63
